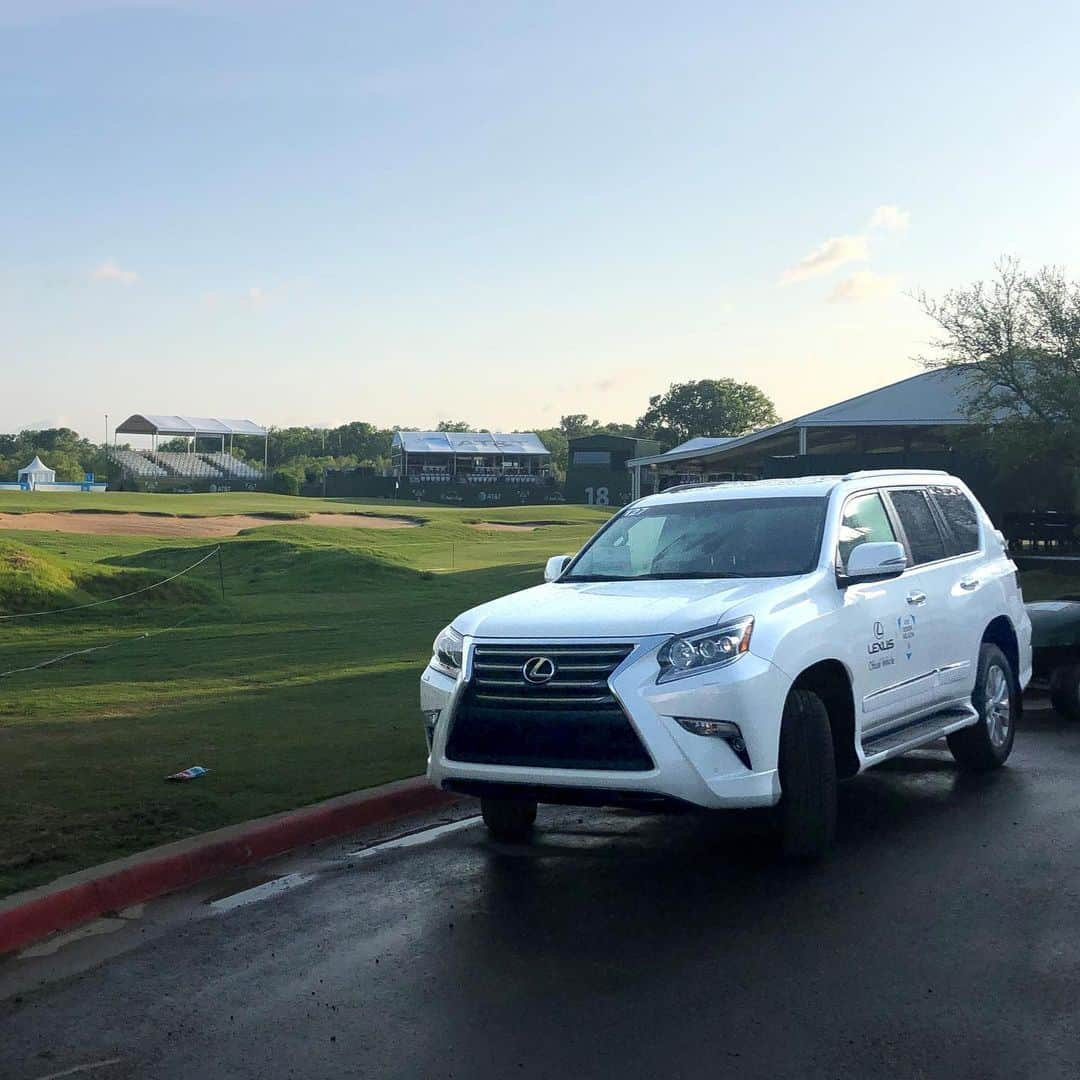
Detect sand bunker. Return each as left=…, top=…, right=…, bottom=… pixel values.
left=468, top=521, right=566, bottom=532
left=0, top=512, right=418, bottom=539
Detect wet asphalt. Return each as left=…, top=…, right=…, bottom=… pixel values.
left=2, top=697, right=1079, bottom=1080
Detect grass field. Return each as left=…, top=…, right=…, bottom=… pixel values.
left=0, top=492, right=611, bottom=897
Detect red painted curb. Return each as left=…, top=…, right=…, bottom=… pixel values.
left=0, top=777, right=459, bottom=957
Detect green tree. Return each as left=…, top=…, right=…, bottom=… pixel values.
left=637, top=379, right=779, bottom=450
left=533, top=427, right=569, bottom=478
left=914, top=257, right=1080, bottom=471
left=558, top=414, right=597, bottom=438
left=269, top=468, right=301, bottom=496
left=436, top=420, right=474, bottom=432
left=0, top=427, right=107, bottom=483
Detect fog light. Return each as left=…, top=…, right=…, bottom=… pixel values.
left=673, top=717, right=752, bottom=770
left=676, top=718, right=738, bottom=738
left=422, top=709, right=441, bottom=749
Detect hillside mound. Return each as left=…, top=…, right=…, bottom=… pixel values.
left=0, top=539, right=212, bottom=617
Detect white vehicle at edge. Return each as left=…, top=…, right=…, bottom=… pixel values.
left=420, top=470, right=1032, bottom=857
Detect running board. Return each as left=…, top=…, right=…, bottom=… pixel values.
left=860, top=704, right=979, bottom=764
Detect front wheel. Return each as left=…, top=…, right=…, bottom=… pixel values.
left=947, top=643, right=1017, bottom=770
left=481, top=796, right=537, bottom=842
left=776, top=688, right=836, bottom=860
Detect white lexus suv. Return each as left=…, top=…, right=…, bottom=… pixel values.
left=420, top=470, right=1031, bottom=857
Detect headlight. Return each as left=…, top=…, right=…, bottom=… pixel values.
left=431, top=626, right=464, bottom=678
left=657, top=617, right=754, bottom=683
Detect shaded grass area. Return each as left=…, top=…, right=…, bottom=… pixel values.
left=0, top=511, right=600, bottom=896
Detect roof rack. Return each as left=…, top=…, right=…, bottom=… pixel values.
left=659, top=481, right=733, bottom=494
left=656, top=469, right=951, bottom=496
left=840, top=468, right=949, bottom=480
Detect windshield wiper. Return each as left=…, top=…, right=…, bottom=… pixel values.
left=634, top=571, right=752, bottom=580
left=565, top=571, right=753, bottom=582
left=562, top=573, right=635, bottom=582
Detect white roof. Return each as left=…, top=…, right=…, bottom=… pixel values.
left=639, top=469, right=954, bottom=505
left=115, top=414, right=268, bottom=437
left=393, top=431, right=550, bottom=456
left=628, top=367, right=977, bottom=468
left=18, top=456, right=54, bottom=476
left=664, top=436, right=739, bottom=456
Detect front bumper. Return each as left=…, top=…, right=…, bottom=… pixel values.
left=420, top=637, right=788, bottom=810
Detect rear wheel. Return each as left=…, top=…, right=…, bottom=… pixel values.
left=1049, top=663, right=1080, bottom=721
left=947, top=643, right=1017, bottom=770
left=481, top=796, right=537, bottom=842
left=776, top=688, right=836, bottom=860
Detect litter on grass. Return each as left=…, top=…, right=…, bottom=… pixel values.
left=166, top=765, right=210, bottom=782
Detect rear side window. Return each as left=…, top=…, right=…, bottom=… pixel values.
left=889, top=489, right=947, bottom=565
left=930, top=486, right=980, bottom=554
left=838, top=492, right=896, bottom=566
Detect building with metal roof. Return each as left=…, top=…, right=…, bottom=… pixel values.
left=390, top=431, right=552, bottom=487
left=626, top=368, right=982, bottom=499
left=565, top=433, right=660, bottom=507
left=391, top=431, right=549, bottom=456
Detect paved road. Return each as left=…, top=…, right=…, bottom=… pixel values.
left=2, top=699, right=1079, bottom=1080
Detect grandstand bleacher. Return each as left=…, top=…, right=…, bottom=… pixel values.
left=203, top=452, right=263, bottom=480
left=109, top=448, right=263, bottom=482
left=112, top=415, right=269, bottom=489
left=151, top=452, right=224, bottom=479
left=109, top=449, right=169, bottom=479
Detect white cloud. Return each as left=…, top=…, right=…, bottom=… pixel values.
left=829, top=270, right=898, bottom=303
left=868, top=205, right=910, bottom=232
left=91, top=259, right=137, bottom=285
left=202, top=285, right=269, bottom=308
left=780, top=235, right=869, bottom=284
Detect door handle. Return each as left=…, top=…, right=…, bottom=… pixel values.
left=959, top=578, right=979, bottom=591
left=906, top=591, right=927, bottom=606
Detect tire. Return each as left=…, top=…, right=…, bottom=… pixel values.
left=947, top=643, right=1017, bottom=770
left=776, top=688, right=837, bottom=860
left=481, top=796, right=537, bottom=842
left=1049, top=663, right=1080, bottom=721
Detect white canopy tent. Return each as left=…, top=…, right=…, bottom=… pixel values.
left=18, top=456, right=55, bottom=488
left=114, top=414, right=270, bottom=468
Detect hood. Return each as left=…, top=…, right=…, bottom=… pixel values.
left=1027, top=600, right=1080, bottom=647
left=452, top=577, right=796, bottom=640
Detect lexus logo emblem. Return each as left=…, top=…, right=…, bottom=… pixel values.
left=522, top=656, right=557, bottom=685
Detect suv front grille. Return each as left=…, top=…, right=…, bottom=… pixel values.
left=446, top=644, right=653, bottom=772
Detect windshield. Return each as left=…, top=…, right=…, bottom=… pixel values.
left=564, top=496, right=828, bottom=581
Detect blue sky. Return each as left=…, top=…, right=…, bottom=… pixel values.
left=2, top=0, right=1079, bottom=439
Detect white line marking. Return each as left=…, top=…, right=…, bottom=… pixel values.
left=32, top=1058, right=123, bottom=1080
left=209, top=872, right=317, bottom=914
left=345, top=816, right=481, bottom=859
left=208, top=817, right=480, bottom=914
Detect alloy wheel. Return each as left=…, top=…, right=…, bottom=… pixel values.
left=985, top=663, right=1011, bottom=748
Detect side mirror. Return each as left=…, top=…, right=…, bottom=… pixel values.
left=844, top=541, right=907, bottom=583
left=544, top=555, right=573, bottom=582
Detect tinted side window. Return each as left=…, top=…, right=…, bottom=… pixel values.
left=839, top=492, right=896, bottom=566
left=889, top=489, right=947, bottom=565
left=930, top=487, right=980, bottom=554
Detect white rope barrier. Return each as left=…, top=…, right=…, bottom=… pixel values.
left=0, top=547, right=222, bottom=622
